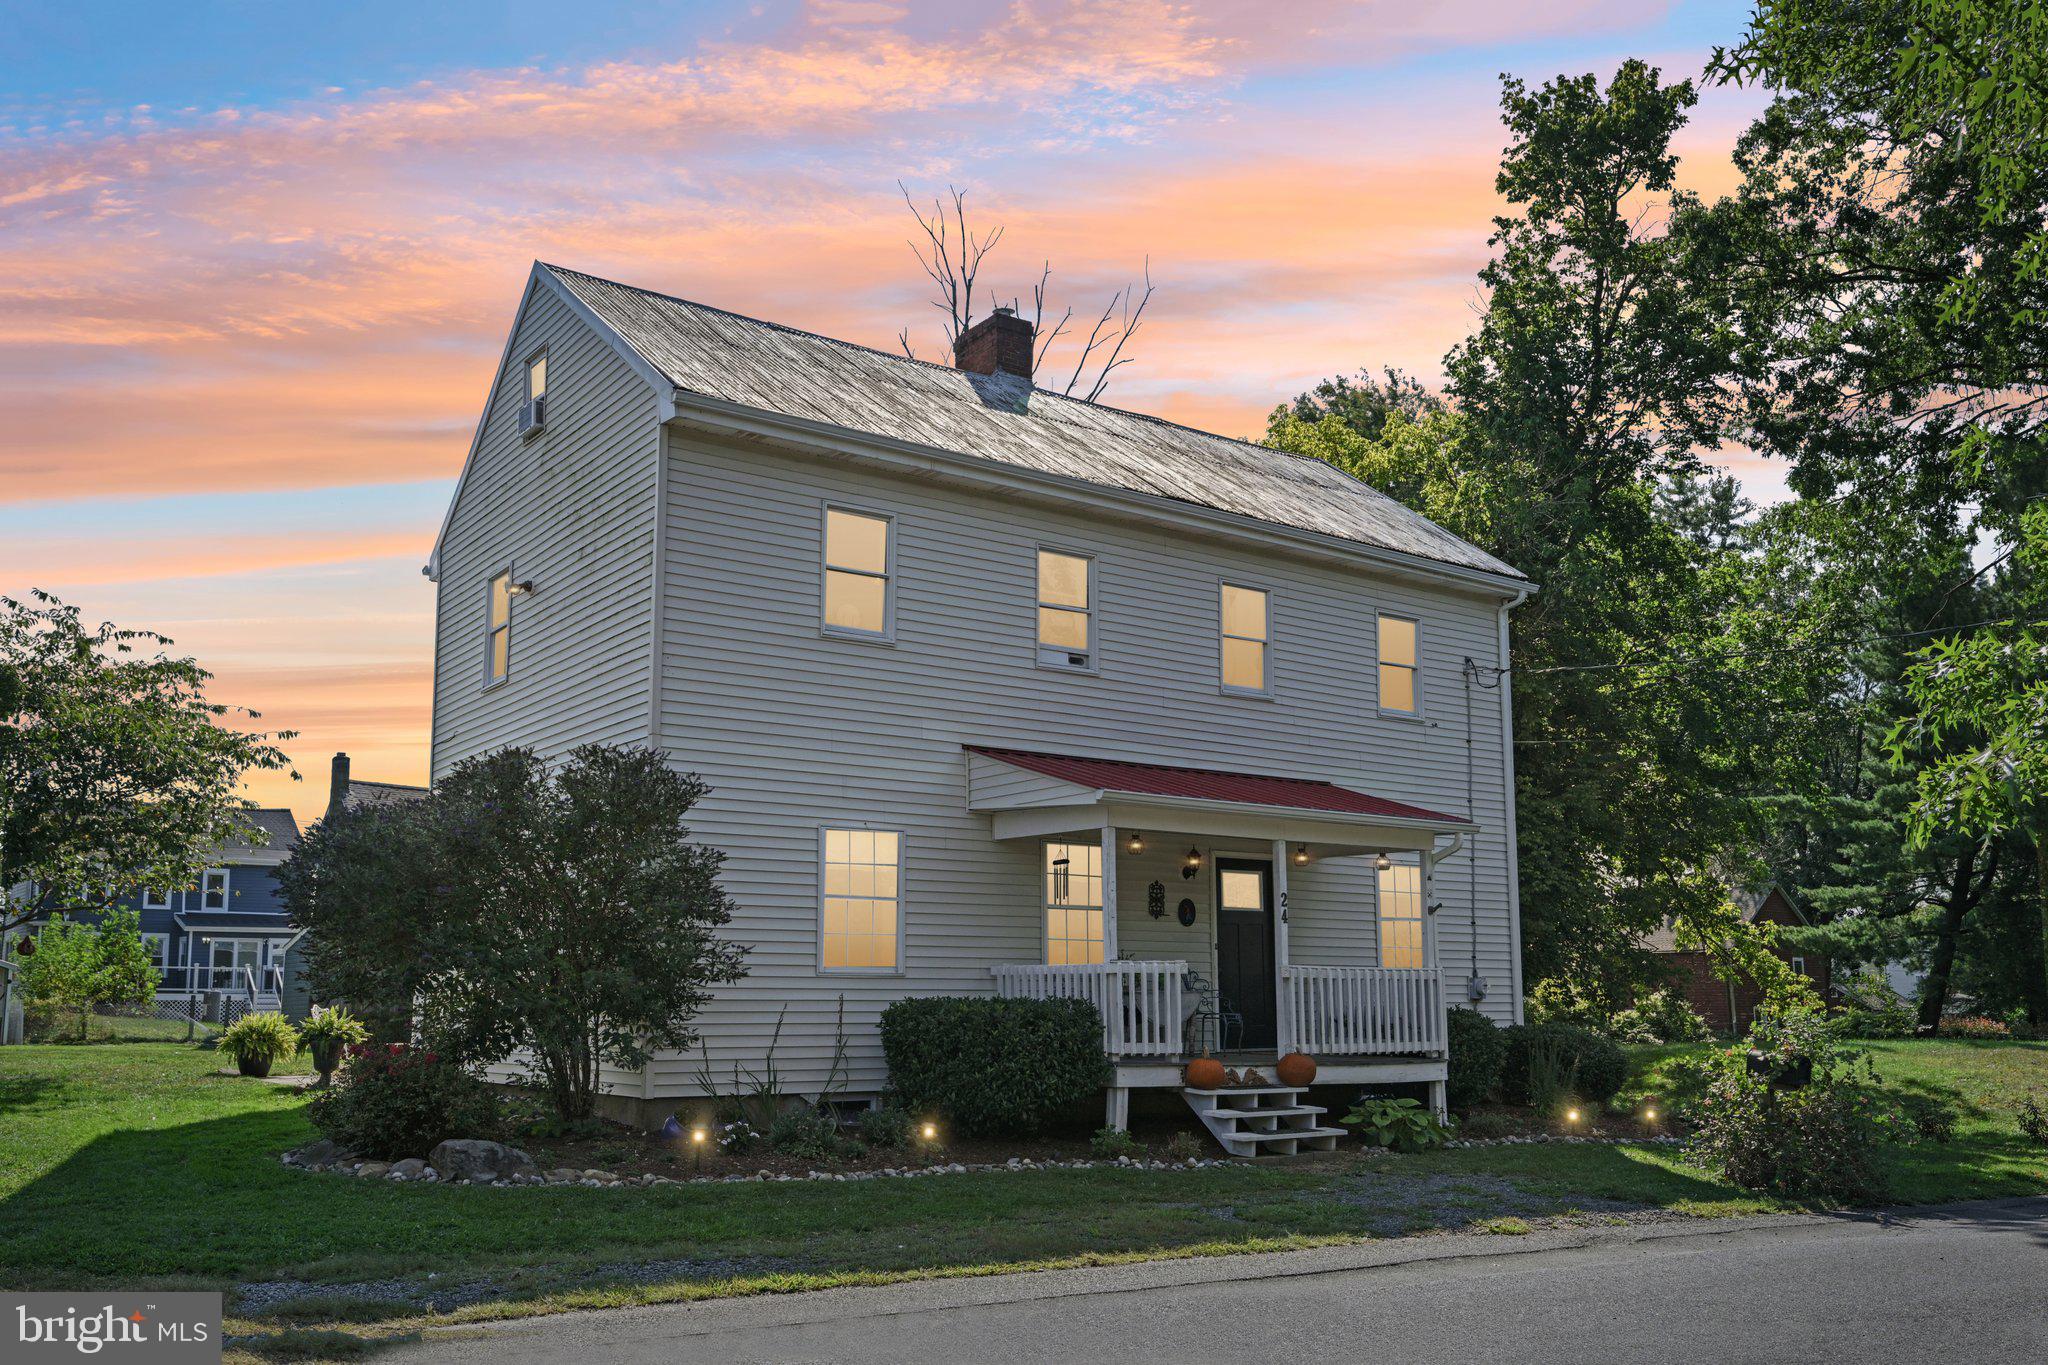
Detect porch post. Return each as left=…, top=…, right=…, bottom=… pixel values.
left=1270, top=839, right=1291, bottom=1055
left=1100, top=824, right=1119, bottom=963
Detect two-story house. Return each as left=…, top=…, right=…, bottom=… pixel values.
left=426, top=264, right=1532, bottom=1134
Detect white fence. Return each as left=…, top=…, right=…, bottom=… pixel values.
left=1283, top=965, right=1446, bottom=1055
left=992, top=960, right=1186, bottom=1057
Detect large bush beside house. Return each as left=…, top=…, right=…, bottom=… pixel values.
left=1500, top=1022, right=1628, bottom=1104
left=1684, top=1006, right=1895, bottom=1201
left=309, top=1043, right=500, bottom=1160
left=1445, top=1008, right=1507, bottom=1109
left=881, top=996, right=1109, bottom=1137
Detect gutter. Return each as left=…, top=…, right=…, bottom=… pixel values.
left=1498, top=586, right=1532, bottom=1022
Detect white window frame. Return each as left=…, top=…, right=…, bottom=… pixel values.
left=141, top=933, right=169, bottom=969
left=819, top=504, right=896, bottom=643
left=1041, top=839, right=1106, bottom=966
left=484, top=567, right=513, bottom=688
left=201, top=868, right=230, bottom=911
left=1377, top=611, right=1423, bottom=718
left=1035, top=545, right=1097, bottom=674
left=1376, top=853, right=1426, bottom=970
left=141, top=887, right=171, bottom=912
left=521, top=347, right=548, bottom=435
left=1790, top=956, right=1807, bottom=977
left=816, top=826, right=906, bottom=975
left=1218, top=581, right=1274, bottom=698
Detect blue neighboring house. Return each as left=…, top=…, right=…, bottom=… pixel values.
left=130, top=808, right=304, bottom=1016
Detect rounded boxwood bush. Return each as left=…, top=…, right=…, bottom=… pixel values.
left=309, top=1042, right=500, bottom=1159
left=1501, top=1021, right=1628, bottom=1104
left=1445, top=1007, right=1507, bottom=1110
left=881, top=996, right=1109, bottom=1137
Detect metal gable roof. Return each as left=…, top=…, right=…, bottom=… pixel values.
left=539, top=265, right=1526, bottom=584
left=966, top=746, right=1471, bottom=826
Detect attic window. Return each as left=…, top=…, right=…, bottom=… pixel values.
left=521, top=351, right=548, bottom=435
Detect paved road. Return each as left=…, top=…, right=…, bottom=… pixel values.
left=395, top=1197, right=2048, bottom=1364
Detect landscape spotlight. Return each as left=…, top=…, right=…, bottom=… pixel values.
left=1644, top=1107, right=1658, bottom=1122
left=1565, top=1108, right=1581, bottom=1124
left=921, top=1122, right=938, bottom=1141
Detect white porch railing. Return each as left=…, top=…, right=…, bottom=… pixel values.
left=992, top=961, right=1186, bottom=1057
left=1283, top=965, right=1446, bottom=1055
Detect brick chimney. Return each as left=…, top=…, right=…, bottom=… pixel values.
left=952, top=306, right=1034, bottom=381
left=326, top=752, right=351, bottom=822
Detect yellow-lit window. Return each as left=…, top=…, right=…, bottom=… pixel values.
left=1044, top=841, right=1104, bottom=965
left=821, top=828, right=900, bottom=971
left=823, top=508, right=891, bottom=638
left=485, top=570, right=512, bottom=684
left=1220, top=584, right=1269, bottom=693
left=1037, top=549, right=1093, bottom=668
left=525, top=351, right=547, bottom=405
left=1378, top=855, right=1425, bottom=969
left=1379, top=614, right=1419, bottom=714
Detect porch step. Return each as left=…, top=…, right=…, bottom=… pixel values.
left=1182, top=1083, right=1345, bottom=1157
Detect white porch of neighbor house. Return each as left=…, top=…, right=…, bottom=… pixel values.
left=966, top=747, right=1471, bottom=1130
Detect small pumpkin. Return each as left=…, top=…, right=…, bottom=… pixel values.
left=1184, top=1057, right=1227, bottom=1090
left=1275, top=1051, right=1317, bottom=1088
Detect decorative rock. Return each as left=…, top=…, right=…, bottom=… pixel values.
left=471, top=1171, right=496, bottom=1184
left=288, top=1138, right=342, bottom=1167
left=388, top=1158, right=426, bottom=1180
left=356, top=1161, right=393, bottom=1180
left=582, top=1169, right=617, bottom=1183
left=427, top=1139, right=536, bottom=1182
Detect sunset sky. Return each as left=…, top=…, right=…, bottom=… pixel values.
left=3, top=0, right=1770, bottom=824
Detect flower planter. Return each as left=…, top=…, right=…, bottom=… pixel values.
left=308, top=1036, right=345, bottom=1086
left=236, top=1054, right=274, bottom=1079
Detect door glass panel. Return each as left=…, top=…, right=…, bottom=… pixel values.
left=1220, top=868, right=1264, bottom=912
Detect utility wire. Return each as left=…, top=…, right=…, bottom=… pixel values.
left=1485, top=610, right=2048, bottom=681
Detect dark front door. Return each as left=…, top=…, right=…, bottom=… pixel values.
left=1214, top=858, right=1276, bottom=1050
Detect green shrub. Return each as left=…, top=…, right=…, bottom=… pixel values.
left=1089, top=1126, right=1143, bottom=1159
left=1898, top=1093, right=1958, bottom=1145
left=1445, top=1008, right=1507, bottom=1110
left=1501, top=1022, right=1627, bottom=1104
left=1457, top=1110, right=1519, bottom=1140
left=1683, top=1007, right=1893, bottom=1201
left=308, top=1043, right=500, bottom=1160
left=1162, top=1131, right=1206, bottom=1162
left=2017, top=1096, right=2048, bottom=1148
left=1523, top=978, right=1603, bottom=1030
left=1608, top=990, right=1711, bottom=1044
left=217, top=1013, right=301, bottom=1076
left=1344, top=1094, right=1453, bottom=1152
left=856, top=1105, right=913, bottom=1149
left=768, top=1108, right=861, bottom=1162
left=1833, top=969, right=1916, bottom=1038
left=881, top=996, right=1110, bottom=1137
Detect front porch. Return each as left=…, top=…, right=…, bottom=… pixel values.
left=966, top=746, right=1472, bottom=1127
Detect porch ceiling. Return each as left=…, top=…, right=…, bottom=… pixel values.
left=964, top=746, right=1475, bottom=852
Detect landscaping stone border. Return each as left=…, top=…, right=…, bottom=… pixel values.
left=282, top=1146, right=1231, bottom=1187
left=1444, top=1134, right=1685, bottom=1149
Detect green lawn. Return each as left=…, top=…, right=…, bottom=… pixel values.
left=1, top=1039, right=2042, bottom=1348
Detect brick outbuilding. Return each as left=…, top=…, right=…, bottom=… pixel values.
left=1642, top=885, right=1829, bottom=1033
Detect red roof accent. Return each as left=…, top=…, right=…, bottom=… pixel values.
left=966, top=746, right=1470, bottom=825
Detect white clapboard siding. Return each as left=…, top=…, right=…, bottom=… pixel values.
left=645, top=430, right=1517, bottom=1097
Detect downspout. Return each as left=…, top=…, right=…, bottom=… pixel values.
left=1497, top=588, right=1531, bottom=1022
left=643, top=410, right=670, bottom=1110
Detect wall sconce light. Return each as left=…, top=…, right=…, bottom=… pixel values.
left=506, top=580, right=537, bottom=597
left=1374, top=851, right=1392, bottom=871
left=1293, top=844, right=1310, bottom=865
left=1127, top=830, right=1145, bottom=855
left=1182, top=845, right=1203, bottom=879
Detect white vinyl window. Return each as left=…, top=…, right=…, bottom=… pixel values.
left=521, top=350, right=548, bottom=434
left=142, top=887, right=171, bottom=911
left=1219, top=583, right=1270, bottom=694
left=1377, top=854, right=1425, bottom=969
left=1043, top=841, right=1105, bottom=965
left=201, top=868, right=230, bottom=911
left=485, top=570, right=512, bottom=685
left=822, top=507, right=892, bottom=639
left=1790, top=956, right=1807, bottom=977
left=141, top=933, right=169, bottom=969
left=1036, top=549, right=1094, bottom=670
left=1379, top=613, right=1420, bottom=715
left=820, top=828, right=902, bottom=971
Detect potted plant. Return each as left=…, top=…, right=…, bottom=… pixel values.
left=298, top=1008, right=369, bottom=1086
left=217, top=1012, right=301, bottom=1079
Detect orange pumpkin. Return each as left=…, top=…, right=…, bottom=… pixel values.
left=1183, top=1057, right=1227, bottom=1090
left=1275, top=1051, right=1317, bottom=1087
